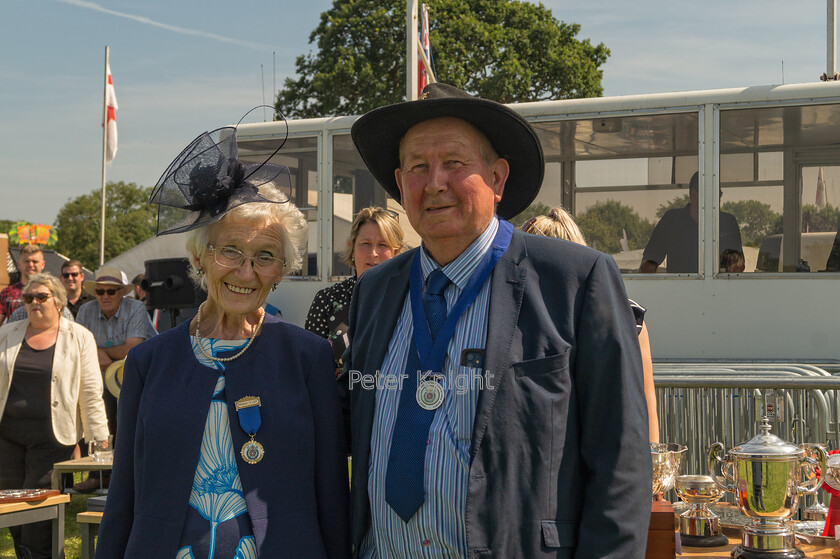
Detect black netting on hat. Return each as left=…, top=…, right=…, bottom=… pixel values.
left=150, top=123, right=291, bottom=235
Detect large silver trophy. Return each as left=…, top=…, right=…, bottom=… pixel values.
left=675, top=474, right=728, bottom=547
left=651, top=442, right=687, bottom=498
left=708, top=418, right=827, bottom=559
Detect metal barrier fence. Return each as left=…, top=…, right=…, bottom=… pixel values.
left=652, top=363, right=840, bottom=503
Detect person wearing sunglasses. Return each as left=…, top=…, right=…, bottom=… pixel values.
left=60, top=259, right=92, bottom=317
left=94, top=122, right=348, bottom=559
left=306, top=206, right=405, bottom=375
left=0, top=272, right=109, bottom=558
left=73, top=266, right=157, bottom=493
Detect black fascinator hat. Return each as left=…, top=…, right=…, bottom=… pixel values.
left=150, top=108, right=291, bottom=236
left=351, top=82, right=544, bottom=220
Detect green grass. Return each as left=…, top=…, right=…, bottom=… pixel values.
left=1, top=473, right=94, bottom=559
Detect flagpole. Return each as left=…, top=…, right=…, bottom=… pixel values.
left=99, top=46, right=110, bottom=266
left=406, top=0, right=419, bottom=100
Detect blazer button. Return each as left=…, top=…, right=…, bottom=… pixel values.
left=52, top=401, right=59, bottom=407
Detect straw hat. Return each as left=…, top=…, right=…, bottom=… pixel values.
left=83, top=266, right=130, bottom=297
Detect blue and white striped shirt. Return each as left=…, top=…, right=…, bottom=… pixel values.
left=361, top=218, right=498, bottom=558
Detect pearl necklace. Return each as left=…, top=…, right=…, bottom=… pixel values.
left=194, top=302, right=265, bottom=362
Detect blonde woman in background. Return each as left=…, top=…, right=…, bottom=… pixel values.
left=0, top=272, right=109, bottom=558
left=522, top=207, right=659, bottom=442
left=305, top=206, right=405, bottom=373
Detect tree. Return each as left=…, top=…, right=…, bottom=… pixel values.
left=54, top=182, right=157, bottom=270
left=721, top=200, right=782, bottom=247
left=277, top=0, right=609, bottom=118
left=801, top=204, right=840, bottom=233
left=0, top=219, right=18, bottom=236
left=656, top=195, right=690, bottom=219
left=576, top=200, right=653, bottom=254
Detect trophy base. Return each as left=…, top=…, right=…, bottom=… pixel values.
left=680, top=533, right=729, bottom=547
left=731, top=545, right=805, bottom=559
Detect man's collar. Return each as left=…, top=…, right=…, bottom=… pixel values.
left=420, top=216, right=499, bottom=290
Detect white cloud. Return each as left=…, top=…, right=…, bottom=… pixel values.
left=55, top=0, right=274, bottom=52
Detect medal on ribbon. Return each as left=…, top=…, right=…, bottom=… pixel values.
left=235, top=396, right=264, bottom=464
left=416, top=373, right=445, bottom=410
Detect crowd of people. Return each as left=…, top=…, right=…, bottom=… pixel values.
left=2, top=84, right=658, bottom=559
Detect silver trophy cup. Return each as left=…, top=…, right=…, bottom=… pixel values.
left=709, top=419, right=827, bottom=558
left=675, top=474, right=728, bottom=547
left=651, top=442, right=687, bottom=498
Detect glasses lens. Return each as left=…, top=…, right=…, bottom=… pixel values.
left=254, top=257, right=284, bottom=275
left=95, top=289, right=118, bottom=296
left=216, top=247, right=244, bottom=267
left=62, top=272, right=80, bottom=278
left=24, top=293, right=51, bottom=304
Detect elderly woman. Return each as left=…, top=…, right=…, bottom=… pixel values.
left=95, top=124, right=349, bottom=558
left=521, top=207, right=660, bottom=442
left=0, top=272, right=109, bottom=559
left=305, top=207, right=404, bottom=372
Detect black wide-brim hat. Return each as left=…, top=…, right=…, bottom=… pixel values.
left=351, top=83, right=544, bottom=220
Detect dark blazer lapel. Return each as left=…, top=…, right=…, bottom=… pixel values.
left=349, top=251, right=413, bottom=544
left=354, top=251, right=412, bottom=457
left=470, top=232, right=527, bottom=461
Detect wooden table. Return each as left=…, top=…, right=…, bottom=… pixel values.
left=0, top=494, right=70, bottom=558
left=77, top=511, right=103, bottom=559
left=51, top=456, right=113, bottom=492
left=679, top=533, right=836, bottom=558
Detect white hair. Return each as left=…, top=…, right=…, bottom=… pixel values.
left=184, top=201, right=307, bottom=290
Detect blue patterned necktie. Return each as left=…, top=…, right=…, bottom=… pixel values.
left=385, top=268, right=450, bottom=522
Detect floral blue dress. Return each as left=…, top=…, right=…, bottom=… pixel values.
left=175, top=337, right=257, bottom=559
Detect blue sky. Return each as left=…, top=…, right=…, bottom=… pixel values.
left=0, top=0, right=830, bottom=225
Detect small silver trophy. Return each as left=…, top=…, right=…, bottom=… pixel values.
left=651, top=442, right=687, bottom=498
left=675, top=474, right=728, bottom=547
left=798, top=442, right=829, bottom=521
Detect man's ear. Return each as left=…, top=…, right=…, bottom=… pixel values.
left=490, top=158, right=510, bottom=203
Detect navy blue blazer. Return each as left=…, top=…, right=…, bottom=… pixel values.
left=344, top=229, right=652, bottom=559
left=95, top=315, right=350, bottom=558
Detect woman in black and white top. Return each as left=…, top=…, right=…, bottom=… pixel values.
left=305, top=207, right=405, bottom=374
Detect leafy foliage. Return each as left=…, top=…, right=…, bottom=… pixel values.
left=721, top=200, right=783, bottom=247
left=0, top=219, right=19, bottom=236
left=277, top=0, right=609, bottom=118
left=801, top=204, right=840, bottom=233
left=656, top=195, right=690, bottom=219
left=54, top=182, right=156, bottom=270
left=576, top=200, right=653, bottom=254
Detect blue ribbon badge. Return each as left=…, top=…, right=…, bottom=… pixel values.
left=235, top=396, right=264, bottom=464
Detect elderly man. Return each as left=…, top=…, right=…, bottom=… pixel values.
left=75, top=267, right=156, bottom=435
left=0, top=244, right=45, bottom=325
left=343, top=83, right=652, bottom=558
left=73, top=266, right=156, bottom=491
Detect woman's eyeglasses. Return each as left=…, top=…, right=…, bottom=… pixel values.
left=23, top=293, right=53, bottom=304
left=207, top=245, right=285, bottom=276
left=95, top=288, right=119, bottom=296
